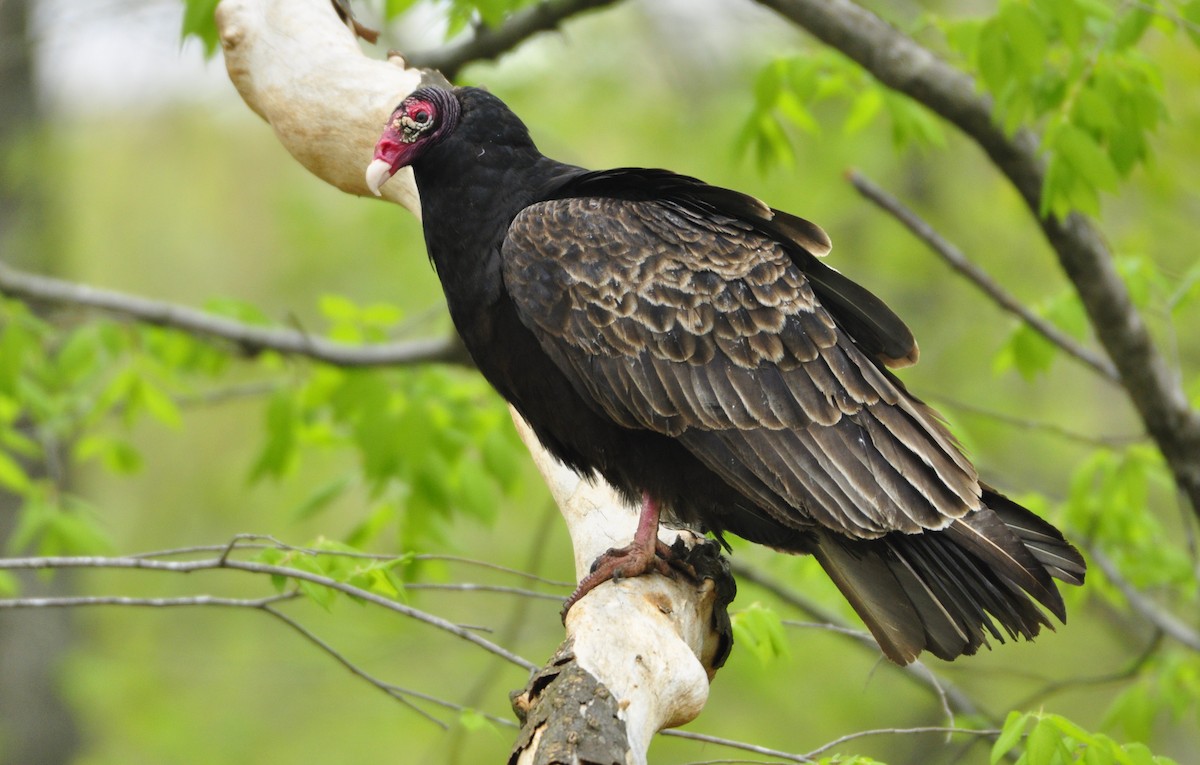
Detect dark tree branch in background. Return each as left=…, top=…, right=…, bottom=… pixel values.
left=405, top=0, right=623, bottom=81
left=754, top=0, right=1200, bottom=518
left=846, top=170, right=1120, bottom=382
left=0, top=260, right=471, bottom=368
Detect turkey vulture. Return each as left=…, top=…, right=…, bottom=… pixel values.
left=366, top=85, right=1085, bottom=665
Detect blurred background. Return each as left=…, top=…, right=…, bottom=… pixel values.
left=1, top=0, right=1198, bottom=763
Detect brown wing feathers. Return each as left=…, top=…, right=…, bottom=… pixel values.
left=501, top=189, right=1084, bottom=663
left=505, top=196, right=977, bottom=533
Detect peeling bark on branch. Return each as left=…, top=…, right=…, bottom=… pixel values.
left=213, top=1, right=734, bottom=761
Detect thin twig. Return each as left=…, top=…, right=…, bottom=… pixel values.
left=405, top=0, right=624, bottom=80
left=780, top=619, right=872, bottom=640
left=799, top=726, right=998, bottom=761
left=845, top=170, right=1120, bottom=382
left=1089, top=545, right=1200, bottom=652
left=0, top=552, right=538, bottom=670
left=405, top=582, right=563, bottom=601
left=663, top=726, right=997, bottom=764
left=1013, top=630, right=1163, bottom=710
left=730, top=560, right=983, bottom=723
left=259, top=604, right=447, bottom=728
left=662, top=730, right=815, bottom=763
left=0, top=260, right=470, bottom=368
left=929, top=393, right=1144, bottom=448
left=0, top=588, right=511, bottom=729
left=129, top=540, right=572, bottom=587
left=0, top=593, right=298, bottom=609
left=413, top=554, right=572, bottom=588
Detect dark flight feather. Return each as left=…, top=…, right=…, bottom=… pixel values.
left=385, top=85, right=1085, bottom=664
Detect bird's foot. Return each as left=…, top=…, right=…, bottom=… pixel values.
left=560, top=537, right=697, bottom=621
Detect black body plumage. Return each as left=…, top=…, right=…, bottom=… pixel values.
left=390, top=86, right=1084, bottom=664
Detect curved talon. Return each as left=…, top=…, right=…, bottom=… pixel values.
left=560, top=535, right=698, bottom=621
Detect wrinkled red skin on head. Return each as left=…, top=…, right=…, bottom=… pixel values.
left=372, top=128, right=410, bottom=168
left=372, top=98, right=436, bottom=173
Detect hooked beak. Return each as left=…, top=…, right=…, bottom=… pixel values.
left=365, top=128, right=409, bottom=196
left=365, top=158, right=394, bottom=197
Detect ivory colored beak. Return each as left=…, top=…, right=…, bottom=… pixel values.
left=365, top=158, right=394, bottom=197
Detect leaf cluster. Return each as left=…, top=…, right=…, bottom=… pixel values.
left=992, top=711, right=1179, bottom=765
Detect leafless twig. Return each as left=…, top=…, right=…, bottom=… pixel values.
left=0, top=551, right=537, bottom=670
left=1089, top=545, right=1200, bottom=652
left=730, top=560, right=983, bottom=723
left=664, top=725, right=997, bottom=764
left=131, top=538, right=572, bottom=588
left=845, top=170, right=1119, bottom=382
left=929, top=393, right=1144, bottom=448
left=0, top=593, right=299, bottom=610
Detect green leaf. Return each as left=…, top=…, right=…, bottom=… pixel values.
left=181, top=0, right=221, bottom=57
left=753, top=59, right=787, bottom=108
left=1184, top=1, right=1200, bottom=47
left=384, top=0, right=421, bottom=20
left=977, top=19, right=1011, bottom=94
left=883, top=92, right=946, bottom=148
left=74, top=435, right=143, bottom=475
left=1124, top=742, right=1159, bottom=765
left=1025, top=716, right=1065, bottom=765
left=458, top=708, right=497, bottom=734
left=1002, top=3, right=1049, bottom=77
left=1054, top=123, right=1121, bottom=191
left=1043, top=0, right=1086, bottom=46
left=993, top=711, right=1032, bottom=764
left=481, top=427, right=523, bottom=493
left=1112, top=6, right=1155, bottom=50
left=0, top=450, right=31, bottom=493
left=250, top=391, right=298, bottom=482
left=318, top=294, right=361, bottom=323
left=202, top=297, right=273, bottom=326
left=731, top=602, right=789, bottom=665
left=39, top=498, right=112, bottom=555
left=0, top=570, right=18, bottom=597
left=843, top=88, right=883, bottom=134
left=453, top=461, right=498, bottom=521
left=134, top=376, right=182, bottom=429
left=360, top=302, right=403, bottom=327
left=0, top=427, right=39, bottom=459
left=291, top=556, right=337, bottom=611
left=292, top=476, right=352, bottom=521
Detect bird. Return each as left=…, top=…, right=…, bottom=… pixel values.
left=365, top=85, right=1085, bottom=665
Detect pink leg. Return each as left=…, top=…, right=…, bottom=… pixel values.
left=560, top=494, right=694, bottom=619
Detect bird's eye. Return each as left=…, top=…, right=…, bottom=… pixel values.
left=414, top=110, right=431, bottom=124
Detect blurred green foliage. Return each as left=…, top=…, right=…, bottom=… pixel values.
left=0, top=0, right=1197, bottom=763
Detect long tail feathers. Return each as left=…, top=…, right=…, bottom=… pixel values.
left=812, top=488, right=1085, bottom=665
